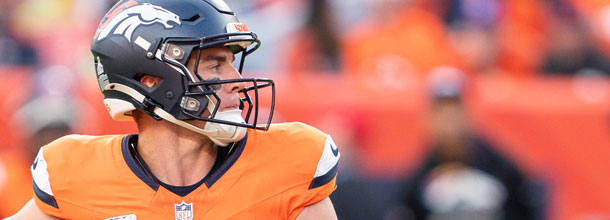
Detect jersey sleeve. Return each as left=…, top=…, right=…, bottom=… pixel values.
left=31, top=146, right=63, bottom=218
left=307, top=134, right=340, bottom=194
left=282, top=126, right=340, bottom=219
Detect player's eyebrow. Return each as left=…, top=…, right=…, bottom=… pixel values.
left=202, top=55, right=226, bottom=62
left=202, top=53, right=235, bottom=63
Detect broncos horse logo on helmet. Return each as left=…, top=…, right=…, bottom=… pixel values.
left=95, top=0, right=181, bottom=42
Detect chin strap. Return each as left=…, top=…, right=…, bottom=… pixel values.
left=104, top=83, right=246, bottom=146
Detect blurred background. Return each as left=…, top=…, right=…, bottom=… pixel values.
left=1, top=0, right=610, bottom=219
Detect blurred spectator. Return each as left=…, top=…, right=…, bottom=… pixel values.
left=8, top=0, right=107, bottom=72
left=0, top=66, right=32, bottom=148
left=342, top=0, right=463, bottom=81
left=441, top=0, right=503, bottom=28
left=540, top=1, right=610, bottom=76
left=13, top=95, right=77, bottom=158
left=398, top=68, right=544, bottom=220
left=435, top=0, right=550, bottom=78
left=228, top=0, right=306, bottom=72
left=581, top=0, right=610, bottom=62
left=0, top=0, right=38, bottom=66
left=0, top=65, right=79, bottom=218
left=494, top=0, right=550, bottom=78
left=442, top=0, right=503, bottom=76
left=0, top=109, right=74, bottom=218
left=0, top=113, right=73, bottom=218
left=447, top=23, right=500, bottom=76
left=278, top=0, right=342, bottom=74
left=311, top=111, right=388, bottom=220
left=230, top=0, right=369, bottom=73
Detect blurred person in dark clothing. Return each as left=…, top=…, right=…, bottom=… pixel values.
left=0, top=95, right=75, bottom=218
left=278, top=0, right=342, bottom=73
left=0, top=66, right=78, bottom=217
left=0, top=120, right=73, bottom=218
left=314, top=112, right=389, bottom=220
left=0, top=0, right=38, bottom=66
left=0, top=31, right=38, bottom=66
left=541, top=1, right=610, bottom=76
left=400, top=68, right=543, bottom=220
left=541, top=19, right=610, bottom=76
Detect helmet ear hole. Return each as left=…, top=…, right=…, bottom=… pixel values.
left=138, top=74, right=164, bottom=88
left=134, top=73, right=145, bottom=82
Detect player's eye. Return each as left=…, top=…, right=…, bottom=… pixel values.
left=210, top=64, right=220, bottom=71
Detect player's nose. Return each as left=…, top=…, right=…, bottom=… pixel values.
left=225, top=65, right=246, bottom=93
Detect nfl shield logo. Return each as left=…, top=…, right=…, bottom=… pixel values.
left=174, top=201, right=193, bottom=220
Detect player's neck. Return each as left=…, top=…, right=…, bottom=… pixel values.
left=136, top=119, right=218, bottom=186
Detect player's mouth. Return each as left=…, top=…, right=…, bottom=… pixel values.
left=220, top=105, right=240, bottom=112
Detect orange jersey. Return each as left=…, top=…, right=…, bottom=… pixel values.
left=31, top=122, right=339, bottom=219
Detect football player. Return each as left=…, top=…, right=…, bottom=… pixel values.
left=7, top=0, right=340, bottom=219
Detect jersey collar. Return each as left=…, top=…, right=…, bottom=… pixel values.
left=120, top=133, right=248, bottom=194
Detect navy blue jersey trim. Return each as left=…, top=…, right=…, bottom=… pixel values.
left=159, top=142, right=227, bottom=196
left=159, top=136, right=241, bottom=196
left=308, top=163, right=338, bottom=189
left=121, top=134, right=160, bottom=191
left=205, top=133, right=248, bottom=188
left=33, top=180, right=58, bottom=208
left=159, top=179, right=204, bottom=197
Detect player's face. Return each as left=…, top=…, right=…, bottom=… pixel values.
left=186, top=47, right=246, bottom=116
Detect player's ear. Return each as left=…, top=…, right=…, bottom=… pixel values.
left=140, top=75, right=163, bottom=88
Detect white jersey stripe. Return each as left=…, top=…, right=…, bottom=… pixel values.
left=314, top=135, right=340, bottom=178
left=31, top=147, right=54, bottom=196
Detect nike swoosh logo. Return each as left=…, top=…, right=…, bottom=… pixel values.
left=330, top=143, right=339, bottom=157
left=32, top=158, right=39, bottom=170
